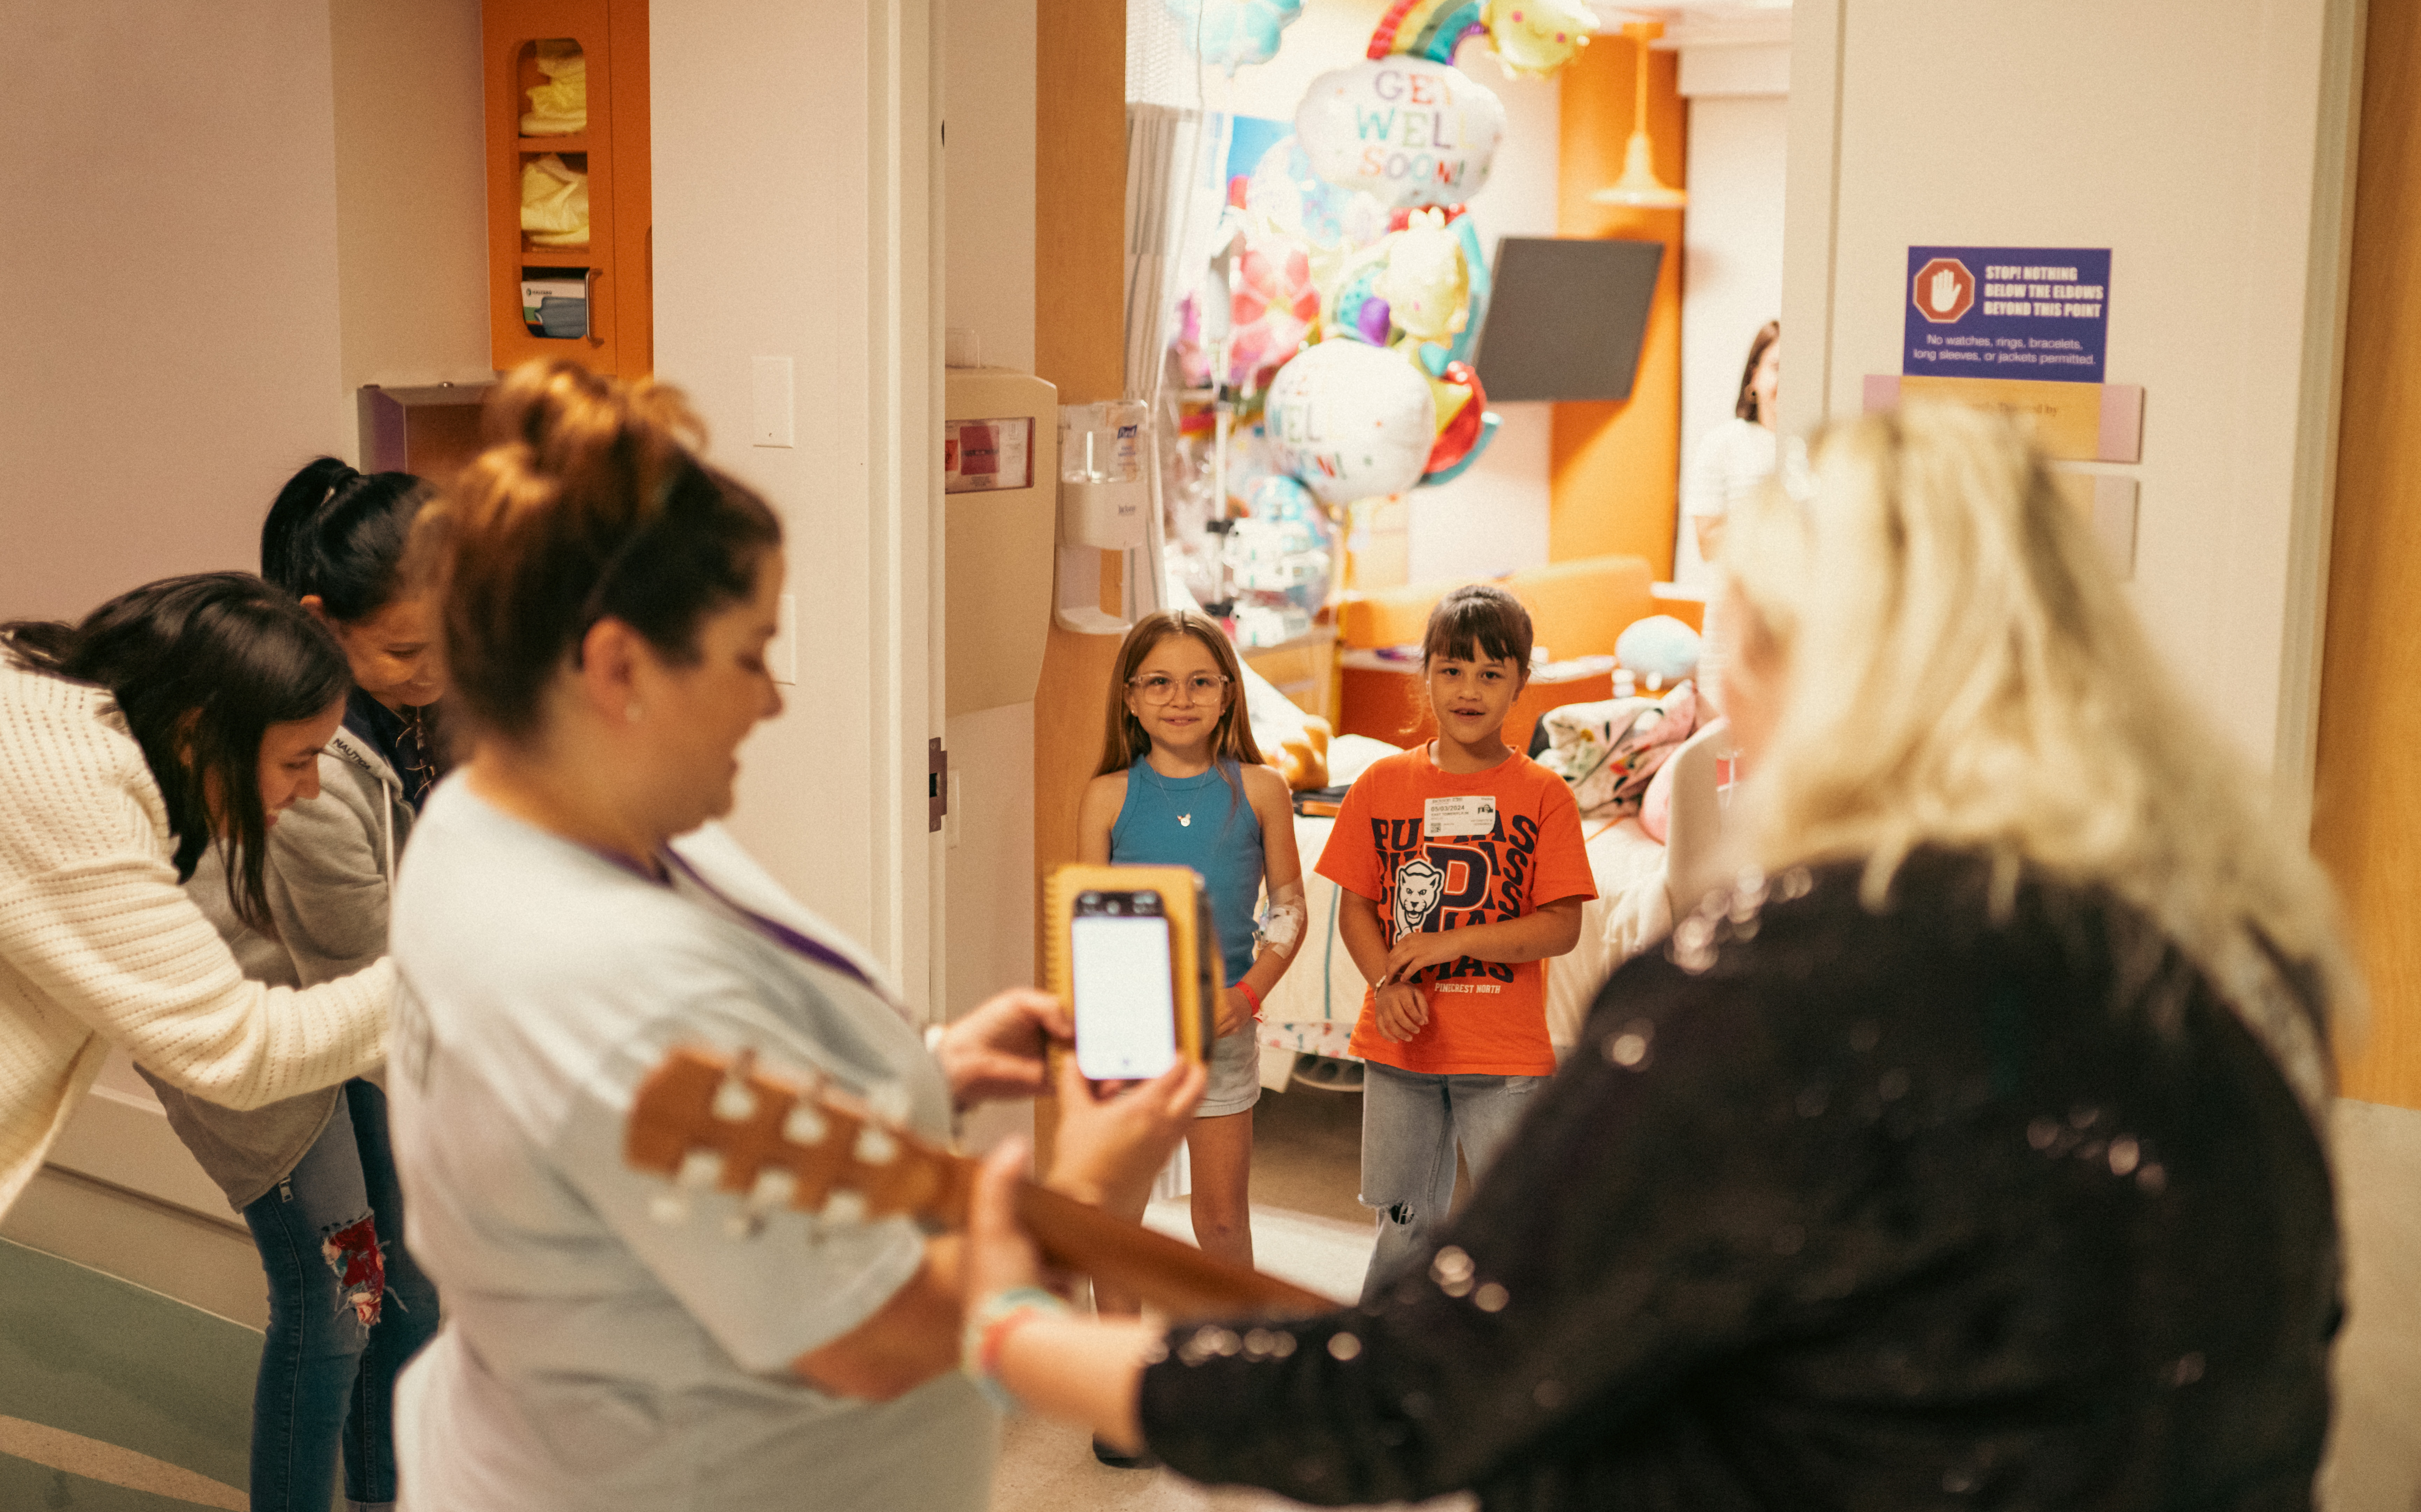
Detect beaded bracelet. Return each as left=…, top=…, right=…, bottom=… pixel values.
left=961, top=1285, right=1070, bottom=1412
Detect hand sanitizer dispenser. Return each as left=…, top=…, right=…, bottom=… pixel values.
left=1056, top=401, right=1161, bottom=634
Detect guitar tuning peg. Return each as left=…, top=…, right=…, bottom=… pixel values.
left=748, top=1166, right=799, bottom=1213
left=824, top=1189, right=869, bottom=1225
left=712, top=1076, right=758, bottom=1122
left=854, top=1126, right=899, bottom=1166
left=782, top=1102, right=828, bottom=1145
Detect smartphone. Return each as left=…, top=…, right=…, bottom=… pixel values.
left=1071, top=889, right=1179, bottom=1081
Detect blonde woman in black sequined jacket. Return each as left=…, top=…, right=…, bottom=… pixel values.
left=954, top=404, right=2345, bottom=1512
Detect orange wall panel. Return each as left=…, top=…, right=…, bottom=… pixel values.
left=2313, top=0, right=2421, bottom=1111
left=1032, top=0, right=1129, bottom=990
left=1549, top=37, right=1686, bottom=574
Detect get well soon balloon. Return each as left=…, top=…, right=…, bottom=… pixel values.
left=1295, top=57, right=1505, bottom=210
left=1264, top=341, right=1437, bottom=505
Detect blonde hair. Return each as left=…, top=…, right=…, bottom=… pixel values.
left=1721, top=404, right=2343, bottom=1116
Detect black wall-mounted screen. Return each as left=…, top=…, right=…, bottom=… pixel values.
left=1470, top=237, right=1665, bottom=403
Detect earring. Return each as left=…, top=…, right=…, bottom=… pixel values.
left=626, top=704, right=643, bottom=723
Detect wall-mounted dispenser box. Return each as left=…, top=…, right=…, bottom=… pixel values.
left=1056, top=400, right=1156, bottom=634
left=520, top=273, right=590, bottom=338
left=943, top=369, right=1059, bottom=717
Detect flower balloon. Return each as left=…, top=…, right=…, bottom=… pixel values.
left=1226, top=232, right=1321, bottom=389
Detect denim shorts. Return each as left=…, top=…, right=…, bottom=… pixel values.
left=1197, top=1024, right=1264, bottom=1118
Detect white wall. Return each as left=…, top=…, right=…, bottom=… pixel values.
left=331, top=0, right=493, bottom=403
left=0, top=1, right=348, bottom=621
left=941, top=0, right=1042, bottom=1017
left=1782, top=0, right=2359, bottom=785
left=1674, top=90, right=1788, bottom=587
left=944, top=0, right=1037, bottom=377
left=655, top=0, right=940, bottom=991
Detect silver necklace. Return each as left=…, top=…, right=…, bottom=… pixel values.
left=1138, top=761, right=1201, bottom=827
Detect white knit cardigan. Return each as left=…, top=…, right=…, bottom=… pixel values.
left=0, top=659, right=391, bottom=1217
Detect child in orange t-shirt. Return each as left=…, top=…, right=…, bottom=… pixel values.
left=1317, top=584, right=1597, bottom=1300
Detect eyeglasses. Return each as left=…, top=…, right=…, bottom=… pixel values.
left=1127, top=672, right=1231, bottom=705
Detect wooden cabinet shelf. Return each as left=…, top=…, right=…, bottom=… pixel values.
left=483, top=0, right=649, bottom=377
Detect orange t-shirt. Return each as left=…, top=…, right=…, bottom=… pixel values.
left=1317, top=745, right=1597, bottom=1075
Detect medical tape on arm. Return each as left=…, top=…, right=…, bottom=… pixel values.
left=1255, top=882, right=1308, bottom=956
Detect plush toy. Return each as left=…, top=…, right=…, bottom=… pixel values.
left=1615, top=614, right=1703, bottom=689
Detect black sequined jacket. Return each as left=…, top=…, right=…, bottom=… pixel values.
left=1139, top=849, right=2340, bottom=1510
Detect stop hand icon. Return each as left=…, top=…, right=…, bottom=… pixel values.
left=1913, top=257, right=1976, bottom=323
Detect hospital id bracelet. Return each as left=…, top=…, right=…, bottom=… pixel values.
left=962, top=1285, right=1070, bottom=1412
left=1232, top=978, right=1264, bottom=1022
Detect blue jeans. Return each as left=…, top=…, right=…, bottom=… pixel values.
left=241, top=1081, right=439, bottom=1512
left=1357, top=1062, right=1544, bottom=1303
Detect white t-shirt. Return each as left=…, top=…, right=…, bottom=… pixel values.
left=1684, top=416, right=1806, bottom=521
left=387, top=780, right=992, bottom=1512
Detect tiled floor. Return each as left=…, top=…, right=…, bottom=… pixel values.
left=3, top=1086, right=2414, bottom=1510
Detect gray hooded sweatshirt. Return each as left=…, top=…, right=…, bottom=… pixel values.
left=141, top=727, right=410, bottom=1209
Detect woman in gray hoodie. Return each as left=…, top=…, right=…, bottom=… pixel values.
left=144, top=459, right=443, bottom=1512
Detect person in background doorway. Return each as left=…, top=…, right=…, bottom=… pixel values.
left=0, top=575, right=391, bottom=1222
left=1686, top=320, right=1804, bottom=714
left=386, top=359, right=1194, bottom=1512
left=137, top=461, right=444, bottom=1512
left=1075, top=608, right=1306, bottom=1468
left=952, top=404, right=2343, bottom=1510
left=1321, top=584, right=1597, bottom=1303
left=1685, top=320, right=1797, bottom=565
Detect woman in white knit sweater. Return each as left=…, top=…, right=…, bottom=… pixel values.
left=0, top=573, right=393, bottom=1219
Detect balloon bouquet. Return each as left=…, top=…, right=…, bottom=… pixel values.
left=1165, top=0, right=1595, bottom=644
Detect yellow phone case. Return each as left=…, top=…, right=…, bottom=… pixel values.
left=1045, top=864, right=1219, bottom=1068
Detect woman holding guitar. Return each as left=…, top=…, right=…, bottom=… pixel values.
left=384, top=360, right=1203, bottom=1512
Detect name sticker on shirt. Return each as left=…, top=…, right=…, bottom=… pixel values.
left=1423, top=795, right=1498, bottom=838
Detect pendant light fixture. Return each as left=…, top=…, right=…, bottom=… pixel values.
left=1590, top=19, right=1687, bottom=210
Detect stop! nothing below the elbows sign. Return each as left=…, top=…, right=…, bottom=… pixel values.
left=1904, top=246, right=2110, bottom=384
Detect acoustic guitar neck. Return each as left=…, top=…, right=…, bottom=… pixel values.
left=625, top=1045, right=1334, bottom=1320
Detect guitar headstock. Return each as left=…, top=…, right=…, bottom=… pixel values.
left=625, top=1046, right=973, bottom=1235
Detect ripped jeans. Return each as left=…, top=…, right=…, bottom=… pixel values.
left=1357, top=1063, right=1543, bottom=1304
left=241, top=1081, right=439, bottom=1512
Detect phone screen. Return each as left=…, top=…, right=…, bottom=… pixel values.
left=1071, top=890, right=1178, bottom=1081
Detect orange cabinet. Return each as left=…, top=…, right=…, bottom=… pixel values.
left=482, top=0, right=651, bottom=377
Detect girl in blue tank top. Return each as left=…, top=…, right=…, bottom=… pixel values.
left=1077, top=611, right=1305, bottom=1462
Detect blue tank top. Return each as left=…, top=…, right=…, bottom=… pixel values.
left=1109, top=758, right=1264, bottom=985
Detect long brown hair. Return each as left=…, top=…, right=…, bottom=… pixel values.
left=410, top=360, right=781, bottom=746
left=1735, top=319, right=1781, bottom=422
left=1093, top=610, right=1264, bottom=780
left=2, top=574, right=351, bottom=935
